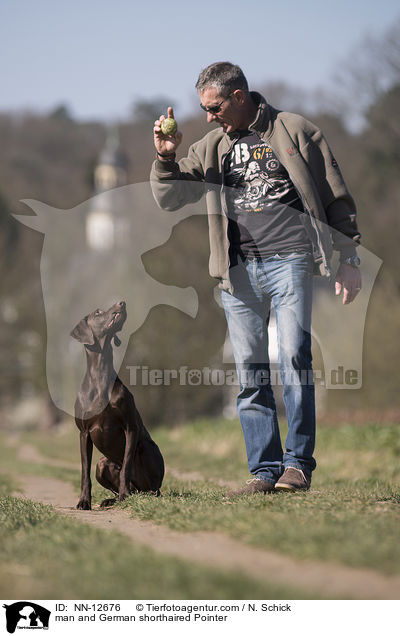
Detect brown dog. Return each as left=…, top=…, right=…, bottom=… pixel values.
left=71, top=300, right=164, bottom=509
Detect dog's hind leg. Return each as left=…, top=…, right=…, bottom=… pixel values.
left=96, top=457, right=121, bottom=507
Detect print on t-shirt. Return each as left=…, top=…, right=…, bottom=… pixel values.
left=224, top=130, right=311, bottom=257
left=225, top=134, right=299, bottom=213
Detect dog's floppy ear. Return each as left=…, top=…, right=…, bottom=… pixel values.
left=70, top=316, right=95, bottom=345
left=113, top=335, right=121, bottom=347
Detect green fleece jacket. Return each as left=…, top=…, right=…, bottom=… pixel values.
left=150, top=92, right=360, bottom=293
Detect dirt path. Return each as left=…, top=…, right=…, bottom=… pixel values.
left=9, top=441, right=400, bottom=600
left=16, top=440, right=236, bottom=487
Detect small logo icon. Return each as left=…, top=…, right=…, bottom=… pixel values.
left=3, top=602, right=51, bottom=633
left=286, top=146, right=298, bottom=156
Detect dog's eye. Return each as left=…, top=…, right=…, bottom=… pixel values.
left=94, top=309, right=101, bottom=316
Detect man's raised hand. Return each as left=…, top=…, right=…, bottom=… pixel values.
left=154, top=106, right=182, bottom=157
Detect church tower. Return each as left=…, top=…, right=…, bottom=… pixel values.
left=86, top=126, right=129, bottom=250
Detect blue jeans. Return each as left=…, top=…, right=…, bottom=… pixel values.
left=221, top=252, right=316, bottom=484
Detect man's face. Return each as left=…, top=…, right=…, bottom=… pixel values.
left=199, top=87, right=247, bottom=133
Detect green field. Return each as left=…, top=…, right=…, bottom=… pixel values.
left=0, top=486, right=312, bottom=600
left=0, top=415, right=399, bottom=599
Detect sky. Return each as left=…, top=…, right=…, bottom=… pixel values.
left=0, top=0, right=399, bottom=122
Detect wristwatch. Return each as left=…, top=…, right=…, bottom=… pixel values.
left=343, top=255, right=361, bottom=267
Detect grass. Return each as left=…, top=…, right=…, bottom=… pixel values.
left=0, top=480, right=313, bottom=600
left=1, top=414, right=399, bottom=598
left=120, top=476, right=400, bottom=575
left=156, top=417, right=400, bottom=484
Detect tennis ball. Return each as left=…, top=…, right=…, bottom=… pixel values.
left=161, top=117, right=178, bottom=135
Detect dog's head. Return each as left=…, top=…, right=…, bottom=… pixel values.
left=70, top=301, right=127, bottom=348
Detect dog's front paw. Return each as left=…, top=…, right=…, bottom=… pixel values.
left=76, top=498, right=91, bottom=510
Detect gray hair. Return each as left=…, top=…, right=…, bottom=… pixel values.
left=195, top=62, right=249, bottom=98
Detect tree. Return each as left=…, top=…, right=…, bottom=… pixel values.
left=331, top=18, right=400, bottom=128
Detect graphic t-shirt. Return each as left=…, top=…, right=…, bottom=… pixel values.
left=224, top=130, right=311, bottom=257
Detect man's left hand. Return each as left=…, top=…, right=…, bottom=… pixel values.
left=335, top=263, right=362, bottom=305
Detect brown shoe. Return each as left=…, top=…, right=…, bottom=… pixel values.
left=225, top=477, right=275, bottom=498
left=274, top=467, right=311, bottom=492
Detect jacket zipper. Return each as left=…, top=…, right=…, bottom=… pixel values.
left=220, top=135, right=240, bottom=277
left=220, top=135, right=239, bottom=214
left=286, top=172, right=330, bottom=275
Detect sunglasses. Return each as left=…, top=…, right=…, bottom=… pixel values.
left=200, top=92, right=234, bottom=114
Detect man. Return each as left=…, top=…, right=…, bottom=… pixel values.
left=151, top=62, right=361, bottom=495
